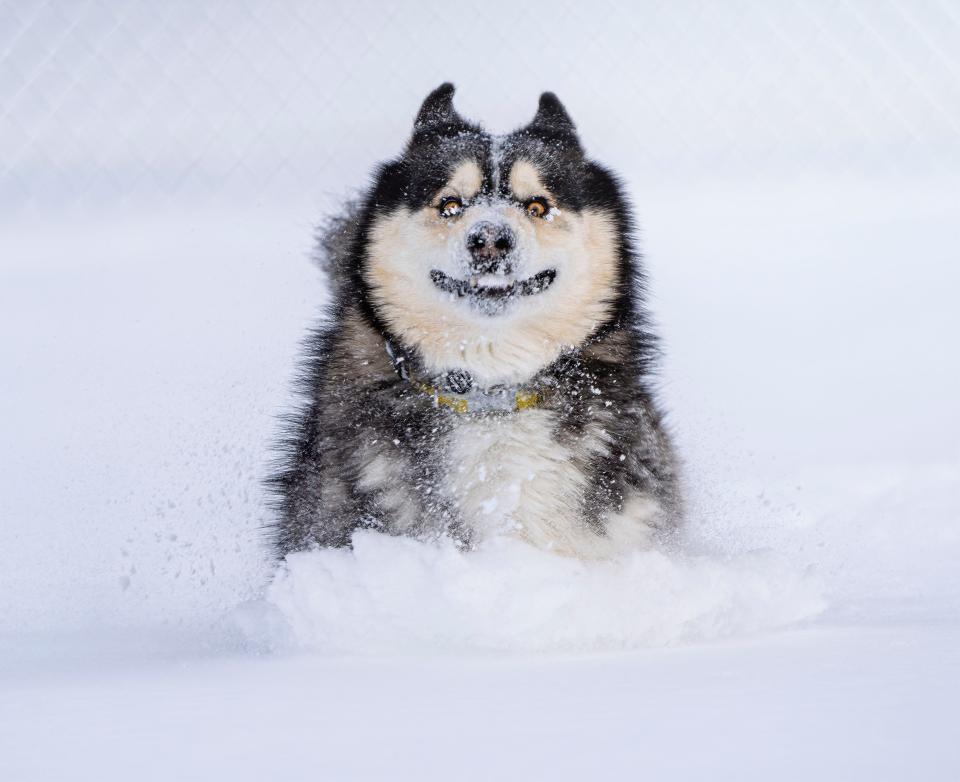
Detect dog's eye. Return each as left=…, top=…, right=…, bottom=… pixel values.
left=525, top=198, right=549, bottom=219
left=438, top=197, right=463, bottom=218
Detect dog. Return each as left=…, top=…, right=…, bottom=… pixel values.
left=269, top=84, right=681, bottom=558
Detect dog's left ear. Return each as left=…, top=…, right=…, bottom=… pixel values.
left=414, top=82, right=462, bottom=130
left=529, top=92, right=577, bottom=135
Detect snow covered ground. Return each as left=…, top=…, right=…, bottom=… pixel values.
left=3, top=179, right=957, bottom=780
left=2, top=2, right=960, bottom=779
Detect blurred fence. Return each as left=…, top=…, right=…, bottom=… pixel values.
left=2, top=0, right=959, bottom=212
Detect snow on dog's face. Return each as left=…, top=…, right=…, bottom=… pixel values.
left=359, top=84, right=632, bottom=387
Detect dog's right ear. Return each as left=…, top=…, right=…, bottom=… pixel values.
left=413, top=83, right=460, bottom=130
left=527, top=92, right=581, bottom=143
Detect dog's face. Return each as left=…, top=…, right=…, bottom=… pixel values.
left=359, top=84, right=632, bottom=387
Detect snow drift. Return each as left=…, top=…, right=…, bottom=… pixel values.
left=238, top=531, right=825, bottom=654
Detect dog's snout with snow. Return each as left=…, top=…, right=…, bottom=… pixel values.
left=466, top=220, right=516, bottom=275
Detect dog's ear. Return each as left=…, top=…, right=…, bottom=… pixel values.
left=414, top=83, right=460, bottom=130
left=529, top=92, right=577, bottom=135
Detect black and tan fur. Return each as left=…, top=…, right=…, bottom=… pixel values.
left=270, top=84, right=681, bottom=558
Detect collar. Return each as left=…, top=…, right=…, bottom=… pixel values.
left=385, top=340, right=545, bottom=414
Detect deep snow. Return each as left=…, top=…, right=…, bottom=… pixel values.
left=3, top=1, right=960, bottom=779
left=3, top=180, right=958, bottom=779
left=249, top=533, right=824, bottom=654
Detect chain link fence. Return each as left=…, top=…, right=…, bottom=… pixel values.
left=2, top=0, right=959, bottom=213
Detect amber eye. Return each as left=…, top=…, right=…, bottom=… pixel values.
left=525, top=198, right=549, bottom=219
left=438, top=196, right=463, bottom=218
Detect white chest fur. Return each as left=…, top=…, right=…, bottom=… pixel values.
left=443, top=408, right=627, bottom=556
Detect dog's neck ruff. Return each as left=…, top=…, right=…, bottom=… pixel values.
left=384, top=340, right=544, bottom=414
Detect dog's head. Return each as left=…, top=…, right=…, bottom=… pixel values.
left=355, top=84, right=636, bottom=387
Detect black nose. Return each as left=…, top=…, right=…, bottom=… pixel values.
left=466, top=221, right=515, bottom=273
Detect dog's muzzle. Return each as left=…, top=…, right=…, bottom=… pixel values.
left=466, top=221, right=515, bottom=275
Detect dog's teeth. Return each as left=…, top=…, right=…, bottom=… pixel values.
left=477, top=275, right=513, bottom=289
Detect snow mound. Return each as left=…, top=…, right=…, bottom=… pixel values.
left=238, top=531, right=825, bottom=654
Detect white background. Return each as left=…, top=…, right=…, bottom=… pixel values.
left=2, top=1, right=959, bottom=779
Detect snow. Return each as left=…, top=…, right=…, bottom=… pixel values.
left=3, top=187, right=959, bottom=782
left=3, top=2, right=960, bottom=779
left=4, top=625, right=959, bottom=782
left=5, top=187, right=957, bottom=782
left=246, top=532, right=823, bottom=654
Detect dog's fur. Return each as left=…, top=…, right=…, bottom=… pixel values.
left=269, top=84, right=681, bottom=558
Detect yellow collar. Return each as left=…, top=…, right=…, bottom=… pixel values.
left=386, top=339, right=543, bottom=414
left=411, top=380, right=543, bottom=414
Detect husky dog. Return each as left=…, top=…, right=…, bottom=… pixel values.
left=270, top=84, right=680, bottom=558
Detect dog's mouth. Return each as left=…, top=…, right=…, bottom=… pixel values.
left=429, top=268, right=557, bottom=301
